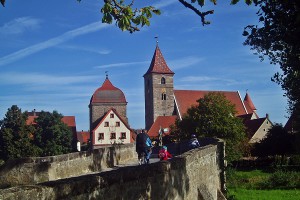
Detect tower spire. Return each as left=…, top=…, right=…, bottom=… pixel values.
left=155, top=36, right=158, bottom=45
left=105, top=71, right=108, bottom=79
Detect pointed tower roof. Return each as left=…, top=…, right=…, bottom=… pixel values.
left=244, top=92, right=256, bottom=111
left=90, top=76, right=127, bottom=103
left=144, top=44, right=174, bottom=76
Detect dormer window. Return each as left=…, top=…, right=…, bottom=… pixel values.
left=161, top=77, right=166, bottom=84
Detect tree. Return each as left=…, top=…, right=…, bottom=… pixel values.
left=0, top=105, right=39, bottom=161
left=243, top=0, right=300, bottom=133
left=1, top=0, right=253, bottom=33
left=174, top=92, right=247, bottom=163
left=254, top=123, right=293, bottom=164
left=33, top=111, right=73, bottom=156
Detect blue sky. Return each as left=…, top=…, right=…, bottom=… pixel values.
left=0, top=0, right=288, bottom=131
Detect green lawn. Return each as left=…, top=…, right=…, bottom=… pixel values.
left=226, top=167, right=300, bottom=200
left=228, top=188, right=300, bottom=200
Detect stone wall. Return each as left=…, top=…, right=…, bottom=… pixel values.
left=0, top=140, right=225, bottom=200
left=0, top=143, right=137, bottom=189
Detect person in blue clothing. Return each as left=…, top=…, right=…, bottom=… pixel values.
left=189, top=134, right=200, bottom=149
left=136, top=129, right=153, bottom=164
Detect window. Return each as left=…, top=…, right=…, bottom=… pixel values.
left=110, top=132, right=116, bottom=139
left=161, top=77, right=166, bottom=84
left=98, top=133, right=104, bottom=140
left=116, top=121, right=120, bottom=127
left=104, top=122, right=109, bottom=127
left=161, top=93, right=166, bottom=100
left=120, top=132, right=126, bottom=139
left=110, top=113, right=114, bottom=118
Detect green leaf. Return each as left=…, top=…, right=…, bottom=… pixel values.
left=197, top=0, right=205, bottom=7
left=210, top=0, right=217, bottom=5
left=152, top=9, right=161, bottom=15
left=245, top=0, right=252, bottom=5
left=230, top=0, right=239, bottom=5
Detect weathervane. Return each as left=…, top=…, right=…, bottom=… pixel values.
left=155, top=36, right=159, bottom=44
left=105, top=71, right=108, bottom=79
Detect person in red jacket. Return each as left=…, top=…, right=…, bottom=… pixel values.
left=158, top=146, right=172, bottom=161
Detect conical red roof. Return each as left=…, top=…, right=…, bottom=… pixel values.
left=90, top=77, right=126, bottom=103
left=144, top=45, right=174, bottom=76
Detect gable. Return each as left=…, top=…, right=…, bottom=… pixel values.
left=148, top=116, right=177, bottom=138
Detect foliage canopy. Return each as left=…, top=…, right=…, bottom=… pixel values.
left=173, top=92, right=247, bottom=163
left=243, top=0, right=300, bottom=132
left=0, top=105, right=73, bottom=161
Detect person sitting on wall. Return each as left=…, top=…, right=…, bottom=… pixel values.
left=158, top=146, right=172, bottom=161
left=188, top=134, right=200, bottom=149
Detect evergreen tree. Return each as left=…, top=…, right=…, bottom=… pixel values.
left=0, top=105, right=39, bottom=161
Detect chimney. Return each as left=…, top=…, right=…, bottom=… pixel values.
left=266, top=113, right=269, bottom=119
left=33, top=109, right=36, bottom=116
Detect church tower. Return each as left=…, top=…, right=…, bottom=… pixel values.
left=144, top=44, right=175, bottom=130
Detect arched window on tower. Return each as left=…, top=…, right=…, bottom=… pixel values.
left=161, top=93, right=166, bottom=100
left=161, top=77, right=166, bottom=84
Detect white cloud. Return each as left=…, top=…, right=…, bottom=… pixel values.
left=58, top=45, right=111, bottom=55
left=170, top=56, right=205, bottom=70
left=0, top=17, right=42, bottom=35
left=153, top=0, right=177, bottom=9
left=0, top=72, right=98, bottom=86
left=94, top=61, right=149, bottom=69
left=0, top=22, right=109, bottom=66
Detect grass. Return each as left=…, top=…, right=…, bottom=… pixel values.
left=226, top=167, right=300, bottom=200
left=227, top=188, right=300, bottom=200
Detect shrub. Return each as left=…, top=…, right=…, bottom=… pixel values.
left=289, top=155, right=300, bottom=166
left=260, top=170, right=300, bottom=189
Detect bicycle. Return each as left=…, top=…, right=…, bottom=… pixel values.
left=138, top=152, right=147, bottom=165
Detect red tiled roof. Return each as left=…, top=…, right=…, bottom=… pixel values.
left=244, top=92, right=256, bottom=111
left=90, top=77, right=127, bottom=104
left=174, top=90, right=248, bottom=118
left=77, top=131, right=90, bottom=144
left=144, top=45, right=174, bottom=76
left=61, top=116, right=76, bottom=127
left=148, top=116, right=177, bottom=138
left=26, top=115, right=76, bottom=127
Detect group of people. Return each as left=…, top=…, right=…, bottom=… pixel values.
left=135, top=130, right=200, bottom=165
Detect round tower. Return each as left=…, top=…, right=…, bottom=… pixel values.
left=89, top=75, right=128, bottom=132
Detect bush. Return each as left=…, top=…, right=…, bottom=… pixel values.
left=260, top=170, right=300, bottom=189
left=289, top=155, right=300, bottom=165
left=0, top=159, right=4, bottom=167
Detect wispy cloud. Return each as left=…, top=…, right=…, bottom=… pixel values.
left=179, top=75, right=248, bottom=86
left=0, top=17, right=42, bottom=35
left=0, top=72, right=98, bottom=86
left=0, top=22, right=109, bottom=66
left=170, top=56, right=205, bottom=70
left=58, top=45, right=111, bottom=55
left=153, top=0, right=177, bottom=9
left=94, top=61, right=149, bottom=69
